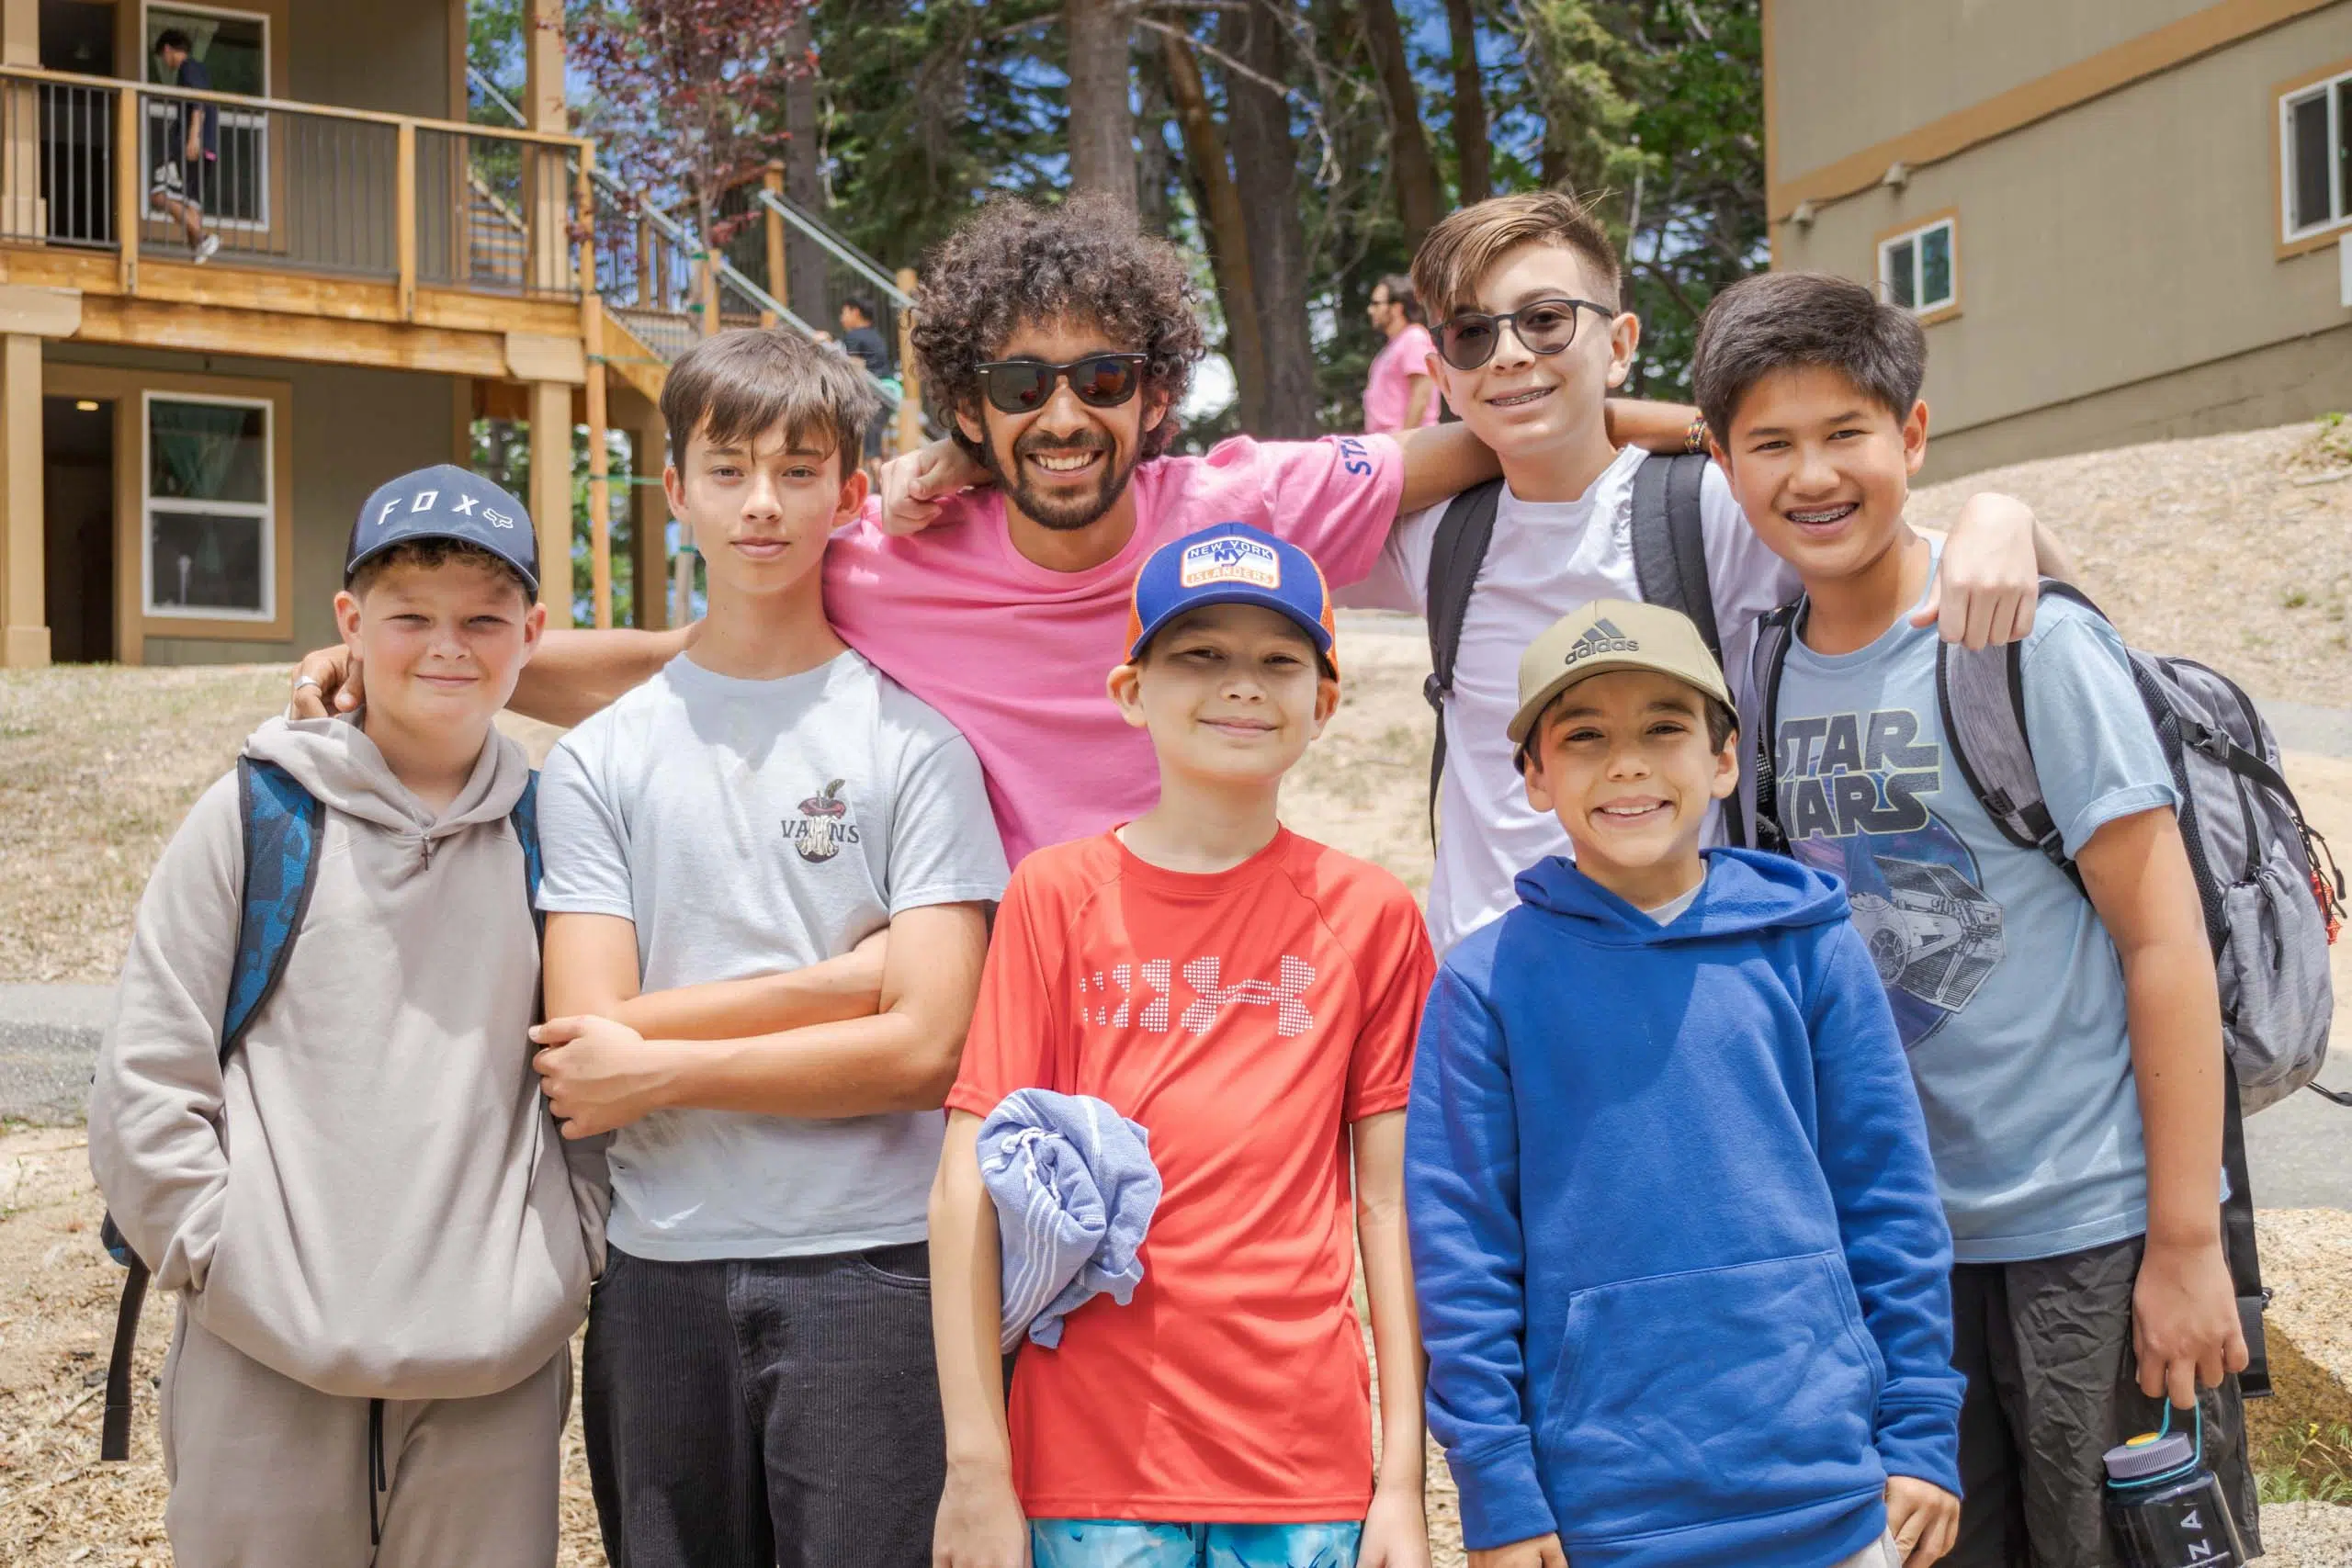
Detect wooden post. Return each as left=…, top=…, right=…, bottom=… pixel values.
left=699, top=239, right=719, bottom=337
left=762, top=162, right=786, bottom=330
left=636, top=213, right=654, bottom=309
left=395, top=121, right=417, bottom=321
left=0, top=333, right=46, bottom=666
left=527, top=379, right=572, bottom=628
left=522, top=0, right=569, bottom=298
left=2, top=3, right=42, bottom=242
left=576, top=153, right=611, bottom=630
left=115, top=85, right=139, bottom=293
left=894, top=266, right=922, bottom=455
left=631, top=421, right=668, bottom=629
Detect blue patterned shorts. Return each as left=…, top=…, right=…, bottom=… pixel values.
left=1030, top=1518, right=1363, bottom=1568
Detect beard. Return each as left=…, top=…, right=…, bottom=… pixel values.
left=982, top=427, right=1140, bottom=533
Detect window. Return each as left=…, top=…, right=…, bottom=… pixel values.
left=144, top=393, right=272, bottom=620
left=1879, top=216, right=1957, bottom=317
left=144, top=5, right=268, bottom=229
left=2280, top=66, right=2352, bottom=243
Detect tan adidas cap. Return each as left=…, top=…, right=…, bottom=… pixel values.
left=1507, top=598, right=1735, bottom=746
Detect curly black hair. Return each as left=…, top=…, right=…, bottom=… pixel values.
left=912, top=195, right=1206, bottom=463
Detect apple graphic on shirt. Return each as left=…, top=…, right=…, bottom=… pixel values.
left=796, top=779, right=850, bottom=863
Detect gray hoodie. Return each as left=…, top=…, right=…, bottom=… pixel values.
left=88, top=714, right=606, bottom=1402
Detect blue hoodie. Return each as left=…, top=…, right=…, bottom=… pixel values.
left=1407, top=849, right=1961, bottom=1568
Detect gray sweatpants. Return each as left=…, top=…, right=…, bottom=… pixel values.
left=158, top=1308, right=570, bottom=1568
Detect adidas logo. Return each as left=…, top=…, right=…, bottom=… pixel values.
left=1563, top=618, right=1640, bottom=666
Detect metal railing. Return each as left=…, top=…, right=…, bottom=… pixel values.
left=417, top=126, right=579, bottom=298
left=0, top=74, right=116, bottom=247
left=0, top=64, right=589, bottom=301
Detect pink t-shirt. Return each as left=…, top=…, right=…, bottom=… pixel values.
left=1363, top=324, right=1440, bottom=433
left=824, top=434, right=1404, bottom=867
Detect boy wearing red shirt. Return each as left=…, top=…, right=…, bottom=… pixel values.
left=931, top=523, right=1436, bottom=1568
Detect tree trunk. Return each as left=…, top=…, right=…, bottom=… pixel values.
left=1442, top=0, right=1489, bottom=205
left=1361, top=0, right=1442, bottom=250
left=1135, top=39, right=1176, bottom=237
left=782, top=13, right=829, bottom=326
left=1221, top=0, right=1317, bottom=437
left=1159, top=28, right=1265, bottom=434
left=1066, top=0, right=1136, bottom=209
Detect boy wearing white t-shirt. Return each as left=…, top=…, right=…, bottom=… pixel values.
left=530, top=328, right=1009, bottom=1567
left=1343, top=191, right=2064, bottom=953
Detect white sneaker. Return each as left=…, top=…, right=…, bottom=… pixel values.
left=193, top=234, right=220, bottom=265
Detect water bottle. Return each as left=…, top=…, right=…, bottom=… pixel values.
left=2102, top=1402, right=2248, bottom=1568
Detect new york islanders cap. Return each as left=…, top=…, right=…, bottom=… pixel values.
left=1126, top=522, right=1339, bottom=673
left=1508, top=598, right=1733, bottom=746
left=345, top=463, right=538, bottom=593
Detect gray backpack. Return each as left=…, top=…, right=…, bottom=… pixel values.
left=1749, top=581, right=2343, bottom=1112
left=1748, top=581, right=2346, bottom=1399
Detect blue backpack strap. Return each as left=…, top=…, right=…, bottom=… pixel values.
left=223, top=757, right=326, bottom=1058
left=105, top=755, right=322, bottom=1461
left=510, top=769, right=544, bottom=943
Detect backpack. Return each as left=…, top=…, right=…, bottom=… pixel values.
left=1747, top=580, right=2346, bottom=1398
left=1423, top=451, right=1720, bottom=840
left=96, top=757, right=545, bottom=1461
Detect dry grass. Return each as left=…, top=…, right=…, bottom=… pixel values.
left=0, top=665, right=288, bottom=986
left=1908, top=421, right=2352, bottom=705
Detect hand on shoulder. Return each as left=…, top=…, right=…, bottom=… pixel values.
left=878, top=438, right=989, bottom=536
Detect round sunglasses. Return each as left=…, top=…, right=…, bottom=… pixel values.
left=976, top=354, right=1150, bottom=414
left=1434, top=298, right=1614, bottom=371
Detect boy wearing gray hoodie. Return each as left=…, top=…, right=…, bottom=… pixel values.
left=89, top=467, right=604, bottom=1567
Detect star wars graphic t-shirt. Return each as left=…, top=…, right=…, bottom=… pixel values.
left=537, top=649, right=1009, bottom=1261
left=1770, top=575, right=2177, bottom=1263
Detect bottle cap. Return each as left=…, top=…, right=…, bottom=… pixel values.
left=2104, top=1429, right=2195, bottom=1482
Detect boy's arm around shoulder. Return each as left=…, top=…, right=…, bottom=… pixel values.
left=87, top=774, right=244, bottom=1292
left=1405, top=953, right=1559, bottom=1552
left=1803, top=921, right=1964, bottom=1493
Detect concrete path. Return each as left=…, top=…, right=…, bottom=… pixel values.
left=0, top=983, right=108, bottom=1124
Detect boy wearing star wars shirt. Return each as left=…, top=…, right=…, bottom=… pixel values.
left=533, top=329, right=1008, bottom=1568
left=1695, top=272, right=2256, bottom=1567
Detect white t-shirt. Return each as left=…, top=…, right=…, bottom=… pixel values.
left=1343, top=445, right=1798, bottom=953
left=537, top=649, right=1010, bottom=1262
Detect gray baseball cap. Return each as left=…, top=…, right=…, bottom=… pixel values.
left=345, top=464, right=538, bottom=593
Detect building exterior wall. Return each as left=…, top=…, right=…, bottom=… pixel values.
left=1768, top=0, right=2215, bottom=186
left=48, top=344, right=458, bottom=664
left=286, top=0, right=455, bottom=120
left=1770, top=1, right=2352, bottom=477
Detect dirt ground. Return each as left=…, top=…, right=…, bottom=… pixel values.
left=3, top=418, right=2349, bottom=1560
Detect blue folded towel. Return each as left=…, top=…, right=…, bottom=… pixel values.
left=978, top=1089, right=1162, bottom=1352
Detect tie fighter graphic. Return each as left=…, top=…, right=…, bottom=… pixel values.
left=1849, top=855, right=2005, bottom=1014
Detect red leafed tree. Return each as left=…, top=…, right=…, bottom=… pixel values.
left=566, top=0, right=815, bottom=252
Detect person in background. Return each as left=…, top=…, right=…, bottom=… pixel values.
left=1363, top=275, right=1441, bottom=434
left=839, top=298, right=895, bottom=471
left=149, top=29, right=219, bottom=264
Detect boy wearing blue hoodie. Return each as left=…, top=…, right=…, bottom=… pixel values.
left=1407, top=598, right=1963, bottom=1568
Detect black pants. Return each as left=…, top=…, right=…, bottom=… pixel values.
left=582, top=1241, right=945, bottom=1568
left=1947, top=1235, right=2259, bottom=1568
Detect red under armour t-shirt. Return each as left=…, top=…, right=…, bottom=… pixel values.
left=946, top=827, right=1434, bottom=1523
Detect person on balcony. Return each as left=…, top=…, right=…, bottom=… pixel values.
left=150, top=28, right=220, bottom=265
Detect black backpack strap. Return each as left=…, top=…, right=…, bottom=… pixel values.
left=1744, top=599, right=1803, bottom=855
left=2221, top=1069, right=2271, bottom=1397
left=1422, top=479, right=1505, bottom=845
left=1630, top=452, right=1722, bottom=670
left=102, top=757, right=324, bottom=1461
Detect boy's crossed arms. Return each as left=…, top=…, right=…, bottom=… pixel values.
left=534, top=914, right=985, bottom=1135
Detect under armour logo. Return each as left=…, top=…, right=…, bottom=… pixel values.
left=1077, top=954, right=1314, bottom=1036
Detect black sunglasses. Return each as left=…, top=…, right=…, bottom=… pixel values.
left=1435, top=298, right=1614, bottom=370
left=976, top=355, right=1150, bottom=415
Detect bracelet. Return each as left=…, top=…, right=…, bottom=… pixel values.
left=1684, top=412, right=1709, bottom=455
